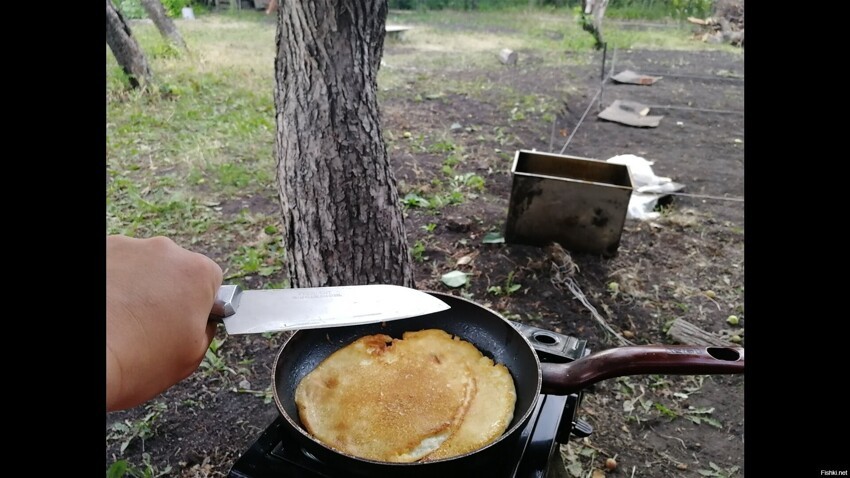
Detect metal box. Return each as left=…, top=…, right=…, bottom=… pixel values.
left=504, top=150, right=633, bottom=257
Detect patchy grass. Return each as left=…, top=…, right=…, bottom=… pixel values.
left=106, top=402, right=168, bottom=454
left=107, top=10, right=742, bottom=477
left=107, top=13, right=281, bottom=280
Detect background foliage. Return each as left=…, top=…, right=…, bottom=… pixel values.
left=388, top=0, right=714, bottom=20
left=117, top=0, right=715, bottom=21
left=116, top=0, right=207, bottom=19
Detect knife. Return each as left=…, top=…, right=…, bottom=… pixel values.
left=209, top=284, right=451, bottom=335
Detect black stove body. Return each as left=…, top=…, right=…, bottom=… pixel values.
left=229, top=322, right=591, bottom=478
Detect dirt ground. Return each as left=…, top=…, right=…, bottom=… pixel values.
left=105, top=40, right=744, bottom=477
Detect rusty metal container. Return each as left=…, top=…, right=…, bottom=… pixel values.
left=504, top=150, right=633, bottom=257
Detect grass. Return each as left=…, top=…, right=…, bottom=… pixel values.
left=107, top=7, right=738, bottom=280
left=106, top=402, right=168, bottom=454
left=107, top=453, right=172, bottom=478
left=107, top=13, right=282, bottom=279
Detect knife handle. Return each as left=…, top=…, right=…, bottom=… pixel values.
left=209, top=284, right=243, bottom=319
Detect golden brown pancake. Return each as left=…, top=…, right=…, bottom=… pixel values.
left=423, top=346, right=516, bottom=460
left=295, top=330, right=473, bottom=462
left=294, top=329, right=516, bottom=462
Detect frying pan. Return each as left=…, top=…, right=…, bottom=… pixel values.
left=272, top=292, right=743, bottom=476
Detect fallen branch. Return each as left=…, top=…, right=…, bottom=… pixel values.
left=667, top=318, right=735, bottom=347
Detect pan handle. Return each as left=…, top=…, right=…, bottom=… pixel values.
left=540, top=345, right=744, bottom=395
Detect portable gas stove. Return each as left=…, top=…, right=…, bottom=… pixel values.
left=228, top=323, right=592, bottom=478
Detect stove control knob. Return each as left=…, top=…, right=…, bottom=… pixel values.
left=557, top=418, right=594, bottom=443
left=571, top=419, right=593, bottom=438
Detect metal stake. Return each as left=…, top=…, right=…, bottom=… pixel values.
left=559, top=86, right=602, bottom=155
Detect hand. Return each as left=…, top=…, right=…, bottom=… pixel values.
left=106, top=235, right=223, bottom=412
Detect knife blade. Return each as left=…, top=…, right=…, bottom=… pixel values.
left=209, top=284, right=450, bottom=335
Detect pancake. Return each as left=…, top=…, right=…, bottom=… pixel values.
left=422, top=347, right=516, bottom=460
left=294, top=329, right=516, bottom=462
left=295, top=330, right=474, bottom=462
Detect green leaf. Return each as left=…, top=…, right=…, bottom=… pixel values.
left=106, top=460, right=129, bottom=478
left=441, top=270, right=469, bottom=288
left=697, top=470, right=717, bottom=477
left=482, top=232, right=505, bottom=244
left=403, top=193, right=430, bottom=208
left=110, top=422, right=130, bottom=433
left=702, top=417, right=723, bottom=428
left=654, top=402, right=678, bottom=418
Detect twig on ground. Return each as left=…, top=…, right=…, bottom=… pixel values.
left=692, top=291, right=722, bottom=311
left=547, top=243, right=634, bottom=346
left=580, top=438, right=613, bottom=457
left=656, top=450, right=687, bottom=469
left=650, top=426, right=688, bottom=450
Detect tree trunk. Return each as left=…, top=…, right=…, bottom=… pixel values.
left=106, top=0, right=153, bottom=88
left=140, top=0, right=188, bottom=50
left=580, top=0, right=608, bottom=49
left=274, top=0, right=414, bottom=289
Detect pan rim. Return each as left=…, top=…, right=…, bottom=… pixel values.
left=271, top=290, right=544, bottom=466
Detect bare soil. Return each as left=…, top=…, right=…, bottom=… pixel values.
left=106, top=42, right=744, bottom=477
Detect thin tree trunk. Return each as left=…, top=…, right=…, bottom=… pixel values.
left=106, top=0, right=153, bottom=88
left=140, top=0, right=188, bottom=50
left=274, top=0, right=414, bottom=289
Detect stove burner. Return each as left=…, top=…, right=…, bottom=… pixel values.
left=229, top=323, right=589, bottom=478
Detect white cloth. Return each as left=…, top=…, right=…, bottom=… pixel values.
left=606, top=154, right=685, bottom=220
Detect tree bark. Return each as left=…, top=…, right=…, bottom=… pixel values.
left=580, top=0, right=608, bottom=50
left=140, top=0, right=188, bottom=50
left=106, top=0, right=153, bottom=88
left=274, top=0, right=414, bottom=289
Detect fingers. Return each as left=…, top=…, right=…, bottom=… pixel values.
left=145, top=235, right=224, bottom=312
left=194, top=250, right=223, bottom=304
